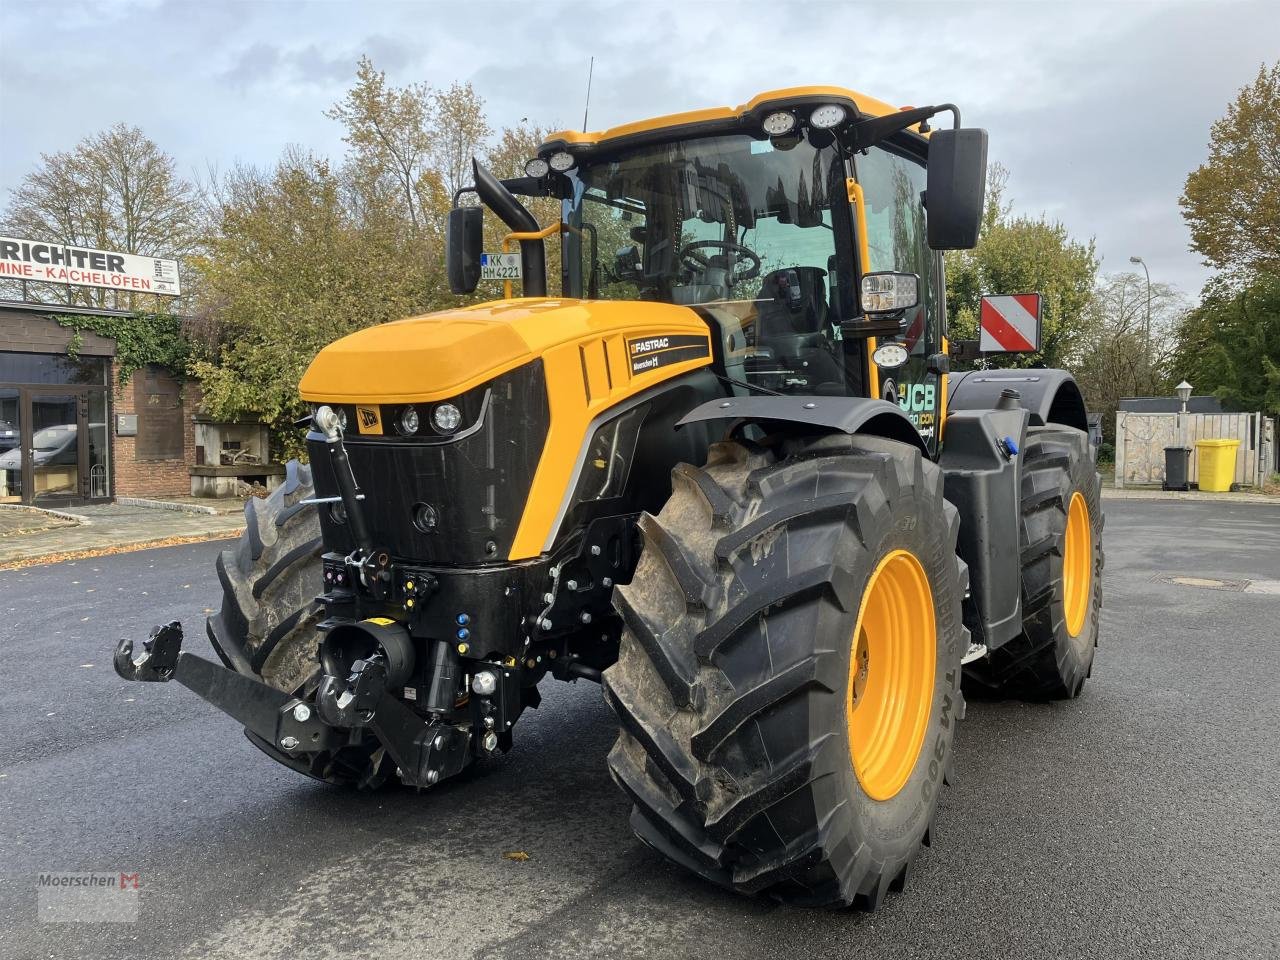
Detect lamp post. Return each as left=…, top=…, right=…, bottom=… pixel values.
left=1176, top=380, right=1192, bottom=414
left=1129, top=256, right=1152, bottom=391
left=1176, top=379, right=1193, bottom=453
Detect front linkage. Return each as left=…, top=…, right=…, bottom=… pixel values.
left=113, top=405, right=621, bottom=789
left=113, top=620, right=494, bottom=788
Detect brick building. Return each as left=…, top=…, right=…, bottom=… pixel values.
left=1, top=300, right=203, bottom=505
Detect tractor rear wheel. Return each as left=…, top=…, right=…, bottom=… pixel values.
left=604, top=434, right=967, bottom=908
left=963, top=425, right=1103, bottom=700
left=206, top=460, right=389, bottom=787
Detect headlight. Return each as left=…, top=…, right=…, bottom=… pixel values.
left=524, top=157, right=550, bottom=178
left=397, top=405, right=420, bottom=435
left=871, top=342, right=910, bottom=369
left=548, top=151, right=575, bottom=172
left=432, top=403, right=463, bottom=433
left=861, top=272, right=920, bottom=314
left=762, top=110, right=797, bottom=136
left=809, top=104, right=847, bottom=129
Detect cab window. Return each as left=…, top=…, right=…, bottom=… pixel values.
left=854, top=146, right=938, bottom=359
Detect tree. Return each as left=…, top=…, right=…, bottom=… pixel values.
left=1170, top=271, right=1280, bottom=414
left=326, top=56, right=439, bottom=232
left=1, top=123, right=200, bottom=308
left=195, top=61, right=550, bottom=454
left=1181, top=63, right=1280, bottom=275
left=432, top=82, right=492, bottom=202
left=1074, top=272, right=1189, bottom=440
left=945, top=164, right=1099, bottom=369
left=193, top=149, right=447, bottom=455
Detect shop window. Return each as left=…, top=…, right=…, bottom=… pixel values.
left=134, top=365, right=184, bottom=460
left=0, top=351, right=108, bottom=386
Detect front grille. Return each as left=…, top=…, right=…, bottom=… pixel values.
left=309, top=362, right=549, bottom=564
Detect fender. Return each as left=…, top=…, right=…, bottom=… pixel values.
left=948, top=368, right=1088, bottom=433
left=678, top=395, right=929, bottom=455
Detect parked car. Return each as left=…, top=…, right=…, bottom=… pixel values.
left=0, top=420, right=18, bottom=453
left=0, top=423, right=78, bottom=470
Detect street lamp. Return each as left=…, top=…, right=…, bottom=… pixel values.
left=1176, top=380, right=1192, bottom=414
left=1129, top=256, right=1152, bottom=388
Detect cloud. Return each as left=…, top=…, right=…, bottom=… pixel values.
left=2, top=0, right=1276, bottom=297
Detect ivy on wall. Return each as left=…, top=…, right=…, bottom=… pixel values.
left=52, top=311, right=192, bottom=384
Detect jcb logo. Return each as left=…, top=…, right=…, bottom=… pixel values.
left=355, top=405, right=382, bottom=435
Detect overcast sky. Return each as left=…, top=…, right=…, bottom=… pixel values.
left=2, top=0, right=1276, bottom=299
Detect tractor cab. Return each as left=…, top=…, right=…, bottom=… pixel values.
left=449, top=87, right=988, bottom=447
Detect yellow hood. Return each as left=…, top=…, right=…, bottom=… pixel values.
left=298, top=297, right=710, bottom=405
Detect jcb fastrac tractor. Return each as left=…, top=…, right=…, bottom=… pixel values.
left=115, top=86, right=1103, bottom=909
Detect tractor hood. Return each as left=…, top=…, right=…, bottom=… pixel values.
left=298, top=297, right=712, bottom=405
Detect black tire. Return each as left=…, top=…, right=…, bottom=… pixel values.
left=206, top=462, right=388, bottom=787
left=604, top=434, right=968, bottom=908
left=206, top=459, right=325, bottom=693
left=964, top=425, right=1103, bottom=700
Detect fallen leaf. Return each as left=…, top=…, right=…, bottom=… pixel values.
left=502, top=851, right=531, bottom=862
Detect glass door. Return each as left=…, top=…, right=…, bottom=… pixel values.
left=0, top=388, right=21, bottom=502
left=28, top=392, right=82, bottom=504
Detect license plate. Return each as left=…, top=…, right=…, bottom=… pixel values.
left=480, top=253, right=522, bottom=281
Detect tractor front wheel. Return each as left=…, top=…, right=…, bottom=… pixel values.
left=604, top=434, right=968, bottom=908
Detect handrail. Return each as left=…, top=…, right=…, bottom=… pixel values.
left=500, top=223, right=565, bottom=299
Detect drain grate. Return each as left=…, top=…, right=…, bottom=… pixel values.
left=1152, top=574, right=1250, bottom=592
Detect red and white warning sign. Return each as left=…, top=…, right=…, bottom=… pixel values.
left=979, top=293, right=1041, bottom=353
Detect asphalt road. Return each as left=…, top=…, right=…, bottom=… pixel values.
left=2, top=498, right=1278, bottom=960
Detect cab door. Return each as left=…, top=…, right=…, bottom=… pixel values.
left=852, top=144, right=944, bottom=453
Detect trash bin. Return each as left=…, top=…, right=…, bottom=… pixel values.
left=1195, top=438, right=1240, bottom=492
left=1163, top=446, right=1192, bottom=491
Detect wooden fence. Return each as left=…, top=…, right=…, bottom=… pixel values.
left=1114, top=412, right=1276, bottom=488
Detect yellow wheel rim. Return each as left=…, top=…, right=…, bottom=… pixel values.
left=1063, top=491, right=1092, bottom=637
left=847, top=549, right=936, bottom=802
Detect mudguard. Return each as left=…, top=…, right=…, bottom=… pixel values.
left=948, top=368, right=1088, bottom=433
left=678, top=395, right=929, bottom=455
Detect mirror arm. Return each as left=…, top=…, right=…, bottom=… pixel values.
left=847, top=103, right=962, bottom=152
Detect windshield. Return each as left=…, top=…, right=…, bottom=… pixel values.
left=562, top=130, right=864, bottom=395
left=33, top=425, right=75, bottom=451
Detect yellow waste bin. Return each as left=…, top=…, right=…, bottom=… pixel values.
left=1195, top=438, right=1240, bottom=492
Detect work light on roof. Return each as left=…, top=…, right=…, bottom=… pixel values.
left=809, top=104, right=848, bottom=129
left=524, top=157, right=550, bottom=178
left=762, top=111, right=797, bottom=136
left=548, top=151, right=575, bottom=172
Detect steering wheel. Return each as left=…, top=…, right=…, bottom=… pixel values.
left=678, top=240, right=761, bottom=284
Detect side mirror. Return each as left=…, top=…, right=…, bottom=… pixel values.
left=926, top=128, right=988, bottom=250
left=446, top=206, right=483, bottom=294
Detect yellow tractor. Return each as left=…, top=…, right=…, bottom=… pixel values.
left=115, top=86, right=1103, bottom=909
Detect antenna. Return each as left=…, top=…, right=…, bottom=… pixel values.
left=582, top=56, right=595, bottom=132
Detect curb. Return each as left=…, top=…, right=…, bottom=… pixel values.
left=0, top=503, right=89, bottom=525
left=116, top=497, right=221, bottom=516
left=0, top=528, right=243, bottom=572
left=1102, top=488, right=1279, bottom=505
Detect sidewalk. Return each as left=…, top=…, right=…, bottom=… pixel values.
left=0, top=501, right=246, bottom=568
left=1102, top=486, right=1279, bottom=504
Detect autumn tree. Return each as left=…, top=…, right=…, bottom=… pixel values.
left=195, top=60, right=552, bottom=449
left=1073, top=272, right=1188, bottom=440
left=945, top=164, right=1099, bottom=369
left=1181, top=62, right=1280, bottom=275
left=1, top=123, right=200, bottom=308
left=1170, top=271, right=1280, bottom=415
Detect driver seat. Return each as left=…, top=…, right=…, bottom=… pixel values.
left=754, top=267, right=842, bottom=390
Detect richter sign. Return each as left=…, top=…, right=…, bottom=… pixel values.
left=0, top=237, right=181, bottom=296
